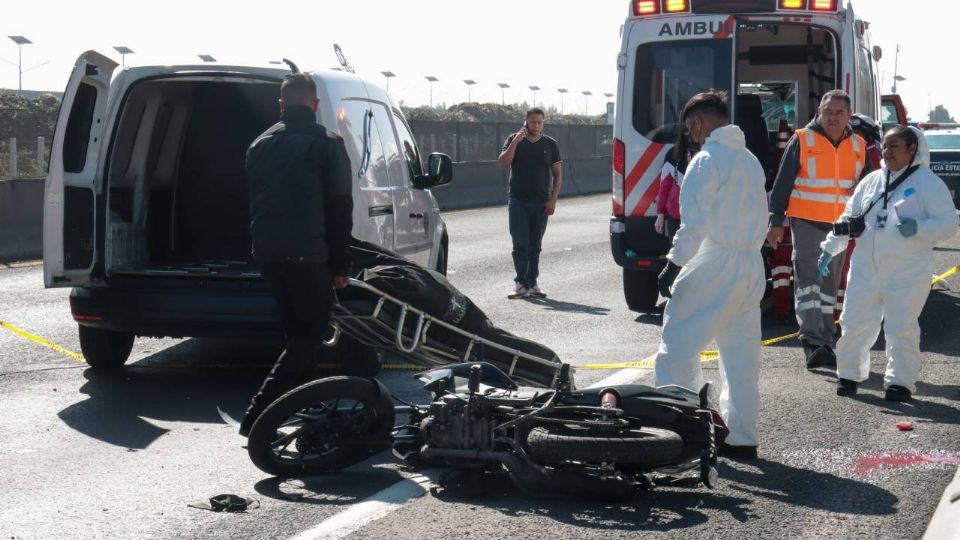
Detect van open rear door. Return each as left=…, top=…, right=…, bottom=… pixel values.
left=43, top=51, right=116, bottom=288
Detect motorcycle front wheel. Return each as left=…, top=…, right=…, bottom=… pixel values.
left=247, top=376, right=395, bottom=477
left=526, top=424, right=683, bottom=467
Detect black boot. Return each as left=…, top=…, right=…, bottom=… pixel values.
left=803, top=341, right=829, bottom=369
left=885, top=385, right=912, bottom=402
left=718, top=442, right=759, bottom=460
left=822, top=346, right=837, bottom=368
left=836, top=378, right=858, bottom=396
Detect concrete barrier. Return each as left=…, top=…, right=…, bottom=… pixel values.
left=0, top=157, right=614, bottom=262
left=432, top=161, right=508, bottom=211
left=0, top=177, right=44, bottom=263
left=567, top=156, right=611, bottom=196
left=433, top=157, right=611, bottom=211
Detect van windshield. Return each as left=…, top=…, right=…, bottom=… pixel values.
left=632, top=39, right=732, bottom=143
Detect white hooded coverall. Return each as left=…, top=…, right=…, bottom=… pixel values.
left=821, top=128, right=958, bottom=392
left=654, top=125, right=768, bottom=446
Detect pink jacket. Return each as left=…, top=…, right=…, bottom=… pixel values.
left=655, top=160, right=683, bottom=220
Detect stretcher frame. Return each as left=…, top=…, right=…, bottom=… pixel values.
left=327, top=279, right=562, bottom=387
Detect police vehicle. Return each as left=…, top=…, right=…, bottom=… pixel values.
left=919, top=123, right=960, bottom=210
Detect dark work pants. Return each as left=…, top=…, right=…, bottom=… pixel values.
left=508, top=198, right=549, bottom=287
left=243, top=261, right=334, bottom=425
left=791, top=218, right=845, bottom=348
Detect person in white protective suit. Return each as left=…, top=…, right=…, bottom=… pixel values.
left=653, top=91, right=768, bottom=459
left=819, top=125, right=958, bottom=401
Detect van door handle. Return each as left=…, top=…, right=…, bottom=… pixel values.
left=368, top=205, right=393, bottom=217
left=409, top=213, right=424, bottom=219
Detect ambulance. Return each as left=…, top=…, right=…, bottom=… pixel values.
left=610, top=0, right=885, bottom=311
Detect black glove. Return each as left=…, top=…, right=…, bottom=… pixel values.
left=658, top=262, right=681, bottom=299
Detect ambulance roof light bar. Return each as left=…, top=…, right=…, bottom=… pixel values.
left=780, top=0, right=839, bottom=10
left=633, top=0, right=690, bottom=16
left=633, top=0, right=660, bottom=15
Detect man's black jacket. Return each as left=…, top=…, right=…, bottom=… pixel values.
left=245, top=105, right=353, bottom=275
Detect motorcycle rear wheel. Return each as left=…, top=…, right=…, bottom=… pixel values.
left=247, top=376, right=395, bottom=477
left=526, top=424, right=683, bottom=467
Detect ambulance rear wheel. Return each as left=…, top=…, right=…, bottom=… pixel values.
left=623, top=269, right=659, bottom=313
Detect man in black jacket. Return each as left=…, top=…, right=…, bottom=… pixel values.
left=239, top=73, right=354, bottom=436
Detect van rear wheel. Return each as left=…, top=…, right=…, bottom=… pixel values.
left=78, top=325, right=135, bottom=369
left=623, top=268, right=660, bottom=313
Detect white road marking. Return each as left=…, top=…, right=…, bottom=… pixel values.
left=585, top=354, right=655, bottom=389
left=291, top=354, right=655, bottom=539
left=289, top=470, right=439, bottom=540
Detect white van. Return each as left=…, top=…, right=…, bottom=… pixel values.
left=43, top=50, right=453, bottom=368
left=610, top=0, right=884, bottom=311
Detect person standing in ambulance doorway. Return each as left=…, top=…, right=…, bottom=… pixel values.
left=820, top=126, right=958, bottom=401
left=654, top=91, right=768, bottom=460
left=239, top=74, right=354, bottom=436
left=498, top=107, right=562, bottom=299
left=654, top=130, right=694, bottom=240
left=766, top=90, right=872, bottom=369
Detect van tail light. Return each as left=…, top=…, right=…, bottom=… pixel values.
left=810, top=0, right=838, bottom=10
left=600, top=390, right=620, bottom=409
left=779, top=0, right=805, bottom=9
left=612, top=138, right=625, bottom=217
left=664, top=0, right=689, bottom=12
left=633, top=0, right=660, bottom=15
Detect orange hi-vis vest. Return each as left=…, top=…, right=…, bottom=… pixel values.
left=785, top=128, right=866, bottom=223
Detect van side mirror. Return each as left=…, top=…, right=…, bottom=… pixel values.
left=413, top=153, right=453, bottom=189
left=873, top=45, right=882, bottom=61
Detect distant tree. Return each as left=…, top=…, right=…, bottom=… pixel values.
left=928, top=105, right=956, bottom=123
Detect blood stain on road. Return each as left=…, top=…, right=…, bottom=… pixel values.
left=852, top=450, right=960, bottom=477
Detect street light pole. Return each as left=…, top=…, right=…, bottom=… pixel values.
left=892, top=44, right=900, bottom=94
left=425, top=76, right=438, bottom=108
left=113, top=46, right=134, bottom=69
left=528, top=85, right=540, bottom=107
left=380, top=71, right=395, bottom=92
left=8, top=36, right=32, bottom=95
left=463, top=79, right=476, bottom=103
left=557, top=88, right=568, bottom=115
left=582, top=90, right=593, bottom=115
left=498, top=83, right=510, bottom=107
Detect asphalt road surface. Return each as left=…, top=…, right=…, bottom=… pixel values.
left=2, top=193, right=959, bottom=539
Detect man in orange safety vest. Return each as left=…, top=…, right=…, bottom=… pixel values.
left=766, top=90, right=873, bottom=369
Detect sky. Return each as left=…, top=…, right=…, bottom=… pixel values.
left=2, top=0, right=957, bottom=121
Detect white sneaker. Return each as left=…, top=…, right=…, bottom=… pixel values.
left=509, top=281, right=529, bottom=298
left=528, top=284, right=546, bottom=298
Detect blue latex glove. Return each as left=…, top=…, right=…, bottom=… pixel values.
left=897, top=218, right=918, bottom=238
left=817, top=252, right=833, bottom=277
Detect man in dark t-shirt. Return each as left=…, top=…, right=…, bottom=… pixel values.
left=497, top=107, right=562, bottom=298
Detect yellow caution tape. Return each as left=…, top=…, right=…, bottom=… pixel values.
left=6, top=264, right=959, bottom=373
left=932, top=264, right=959, bottom=286
left=698, top=264, right=960, bottom=361
left=577, top=359, right=657, bottom=370
left=0, top=320, right=85, bottom=362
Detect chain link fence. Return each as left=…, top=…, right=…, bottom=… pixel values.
left=0, top=122, right=611, bottom=180
left=409, top=120, right=613, bottom=162
left=0, top=137, right=50, bottom=180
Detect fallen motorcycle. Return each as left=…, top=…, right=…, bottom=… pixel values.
left=246, top=279, right=727, bottom=498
